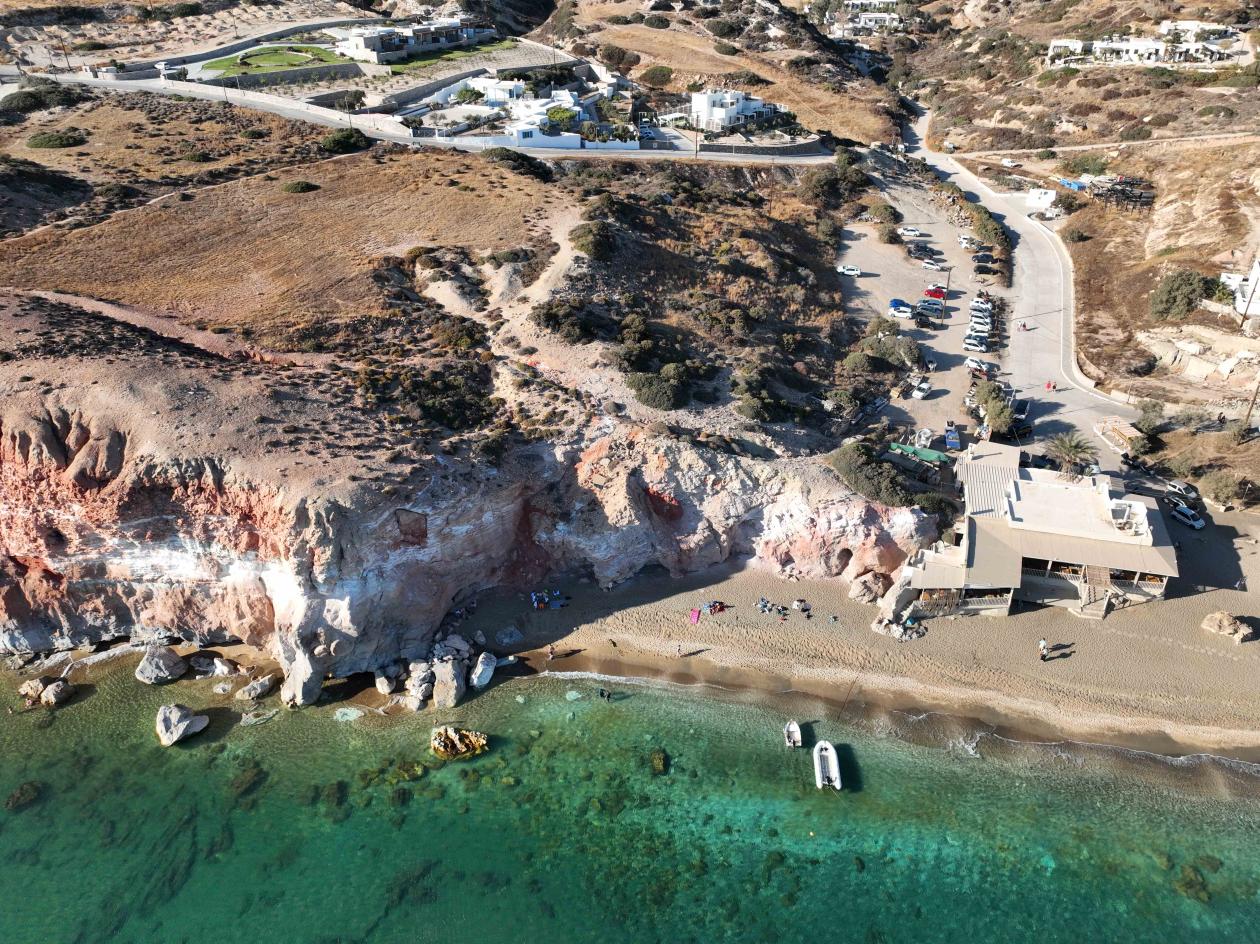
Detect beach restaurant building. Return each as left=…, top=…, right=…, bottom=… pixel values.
left=905, top=443, right=1178, bottom=620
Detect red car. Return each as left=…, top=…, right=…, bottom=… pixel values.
left=923, top=287, right=947, bottom=300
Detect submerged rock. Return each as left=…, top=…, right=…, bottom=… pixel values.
left=430, top=725, right=488, bottom=761
left=135, top=646, right=189, bottom=685
left=155, top=704, right=209, bottom=747
left=4, top=780, right=44, bottom=812
left=17, top=677, right=49, bottom=702
left=469, top=651, right=497, bottom=690
left=649, top=748, right=670, bottom=776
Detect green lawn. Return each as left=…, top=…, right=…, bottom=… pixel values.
left=388, top=38, right=520, bottom=74
left=203, top=44, right=350, bottom=77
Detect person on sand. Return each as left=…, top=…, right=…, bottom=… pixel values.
left=546, top=644, right=555, bottom=661
left=1038, top=638, right=1048, bottom=662
left=676, top=643, right=683, bottom=658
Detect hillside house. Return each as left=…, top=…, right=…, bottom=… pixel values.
left=905, top=443, right=1178, bottom=620
left=333, top=18, right=495, bottom=64
left=1046, top=23, right=1246, bottom=66
left=689, top=90, right=784, bottom=132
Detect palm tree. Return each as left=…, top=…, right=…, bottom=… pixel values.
left=1045, top=431, right=1098, bottom=479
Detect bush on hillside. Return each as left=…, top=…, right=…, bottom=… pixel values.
left=878, top=223, right=901, bottom=244
left=484, top=147, right=552, bottom=182
left=319, top=128, right=370, bottom=154
left=707, top=19, right=742, bottom=38
left=1149, top=269, right=1215, bottom=320
left=825, top=443, right=911, bottom=506
left=282, top=180, right=320, bottom=193
left=627, top=364, right=688, bottom=409
left=27, top=129, right=87, bottom=148
left=1199, top=470, right=1240, bottom=505
left=643, top=14, right=670, bottom=28
left=0, top=83, right=89, bottom=115
left=599, top=45, right=640, bottom=71
left=639, top=66, right=674, bottom=88
left=714, top=42, right=738, bottom=55
left=570, top=221, right=616, bottom=260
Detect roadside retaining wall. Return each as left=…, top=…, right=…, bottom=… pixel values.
left=699, top=138, right=827, bottom=157
left=145, top=18, right=385, bottom=69
left=376, top=68, right=488, bottom=108
left=200, top=62, right=370, bottom=88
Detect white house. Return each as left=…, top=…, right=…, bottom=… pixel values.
left=842, top=0, right=898, bottom=10
left=1046, top=25, right=1246, bottom=66
left=689, top=90, right=783, bottom=133
left=1221, top=256, right=1260, bottom=318
left=333, top=18, right=495, bottom=64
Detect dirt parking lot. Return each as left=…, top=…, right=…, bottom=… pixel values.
left=837, top=185, right=1010, bottom=448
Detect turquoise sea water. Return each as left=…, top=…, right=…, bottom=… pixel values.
left=2, top=664, right=1259, bottom=944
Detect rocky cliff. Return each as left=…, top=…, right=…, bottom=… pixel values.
left=0, top=296, right=935, bottom=705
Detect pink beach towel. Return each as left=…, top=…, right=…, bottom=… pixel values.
left=689, top=608, right=701, bottom=625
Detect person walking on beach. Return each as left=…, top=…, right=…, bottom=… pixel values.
left=1038, top=638, right=1048, bottom=662
left=546, top=644, right=555, bottom=662
left=676, top=643, right=683, bottom=658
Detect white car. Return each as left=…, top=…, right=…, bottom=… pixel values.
left=969, top=300, right=993, bottom=311
left=921, top=259, right=944, bottom=271
left=837, top=264, right=862, bottom=277
left=969, top=315, right=993, bottom=326
left=1169, top=504, right=1206, bottom=530
left=888, top=304, right=914, bottom=318
left=927, top=283, right=948, bottom=292
left=962, top=338, right=989, bottom=353
left=910, top=378, right=932, bottom=399
left=964, top=357, right=994, bottom=374
left=898, top=227, right=923, bottom=238
left=1001, top=158, right=1021, bottom=169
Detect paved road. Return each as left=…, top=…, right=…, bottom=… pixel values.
left=899, top=109, right=1136, bottom=470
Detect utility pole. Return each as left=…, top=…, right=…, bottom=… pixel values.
left=1244, top=376, right=1260, bottom=431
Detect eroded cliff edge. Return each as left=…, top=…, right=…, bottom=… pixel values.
left=0, top=295, right=934, bottom=704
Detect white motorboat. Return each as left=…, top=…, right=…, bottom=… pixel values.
left=813, top=740, right=841, bottom=791
left=784, top=720, right=803, bottom=749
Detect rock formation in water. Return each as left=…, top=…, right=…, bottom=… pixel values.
left=0, top=297, right=936, bottom=705
left=154, top=703, right=209, bottom=747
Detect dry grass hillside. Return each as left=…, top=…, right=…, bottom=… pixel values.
left=0, top=147, right=554, bottom=348
left=0, top=90, right=328, bottom=234
left=909, top=0, right=1260, bottom=151
left=1058, top=139, right=1260, bottom=388
left=551, top=0, right=896, bottom=141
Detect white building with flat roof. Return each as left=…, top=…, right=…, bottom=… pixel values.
left=690, top=89, right=783, bottom=132
left=333, top=18, right=495, bottom=64
left=906, top=442, right=1178, bottom=619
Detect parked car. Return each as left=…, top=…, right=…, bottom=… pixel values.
left=927, top=282, right=948, bottom=292
left=921, top=259, right=945, bottom=271
left=923, top=287, right=947, bottom=300
left=838, top=264, right=861, bottom=277
left=1169, top=504, right=1206, bottom=530
left=1001, top=158, right=1021, bottom=169
left=898, top=226, right=923, bottom=238
left=969, top=299, right=993, bottom=311
left=925, top=357, right=938, bottom=372
left=911, top=378, right=933, bottom=399
left=1166, top=480, right=1201, bottom=503
left=914, top=316, right=935, bottom=329
left=918, top=298, right=943, bottom=311
left=962, top=338, right=989, bottom=353
left=964, top=356, right=995, bottom=375
left=1012, top=399, right=1031, bottom=422
left=993, top=421, right=1035, bottom=443
left=972, top=253, right=994, bottom=263
left=889, top=303, right=914, bottom=318
left=974, top=264, right=996, bottom=275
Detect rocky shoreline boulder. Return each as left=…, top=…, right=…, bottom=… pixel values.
left=234, top=673, right=277, bottom=701
left=431, top=659, right=466, bottom=710
left=155, top=703, right=209, bottom=747
left=135, top=646, right=188, bottom=685
left=469, top=651, right=496, bottom=690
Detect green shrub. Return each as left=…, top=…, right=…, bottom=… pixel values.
left=627, top=364, right=688, bottom=409
left=483, top=147, right=552, bottom=182
left=240, top=128, right=269, bottom=140
left=281, top=180, right=319, bottom=193
left=714, top=41, right=738, bottom=55
left=454, top=87, right=485, bottom=104
left=0, top=83, right=89, bottom=116
left=1061, top=153, right=1107, bottom=176
left=605, top=15, right=631, bottom=25
left=842, top=351, right=873, bottom=373
left=181, top=149, right=213, bottom=162
left=913, top=492, right=957, bottom=526
left=1197, top=105, right=1236, bottom=119
left=878, top=223, right=901, bottom=244
left=798, top=162, right=868, bottom=209
left=319, top=128, right=370, bottom=154
left=1063, top=228, right=1089, bottom=243
left=639, top=65, right=674, bottom=88
left=707, top=19, right=742, bottom=38
left=725, top=69, right=770, bottom=86
left=72, top=40, right=109, bottom=51
left=643, top=14, right=670, bottom=28
left=529, top=301, right=605, bottom=343
left=1149, top=269, right=1214, bottom=320
left=825, top=443, right=911, bottom=506
left=1199, top=470, right=1240, bottom=505
left=1035, top=148, right=1057, bottom=159
left=600, top=44, right=640, bottom=70
left=1119, top=123, right=1152, bottom=142
left=868, top=202, right=900, bottom=224
left=570, top=221, right=616, bottom=260
left=27, top=129, right=87, bottom=148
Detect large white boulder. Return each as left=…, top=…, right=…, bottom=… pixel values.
left=469, top=651, right=497, bottom=690
left=235, top=673, right=278, bottom=701
left=135, top=646, right=189, bottom=685
left=431, top=659, right=466, bottom=709
left=39, top=679, right=74, bottom=706
left=155, top=704, right=209, bottom=747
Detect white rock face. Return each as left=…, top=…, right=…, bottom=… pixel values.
left=135, top=646, right=188, bottom=685
left=469, top=651, right=496, bottom=690
left=155, top=703, right=209, bottom=747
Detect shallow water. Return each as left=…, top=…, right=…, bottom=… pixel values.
left=2, top=665, right=1259, bottom=944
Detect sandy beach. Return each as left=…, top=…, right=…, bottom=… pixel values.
left=455, top=507, right=1260, bottom=760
